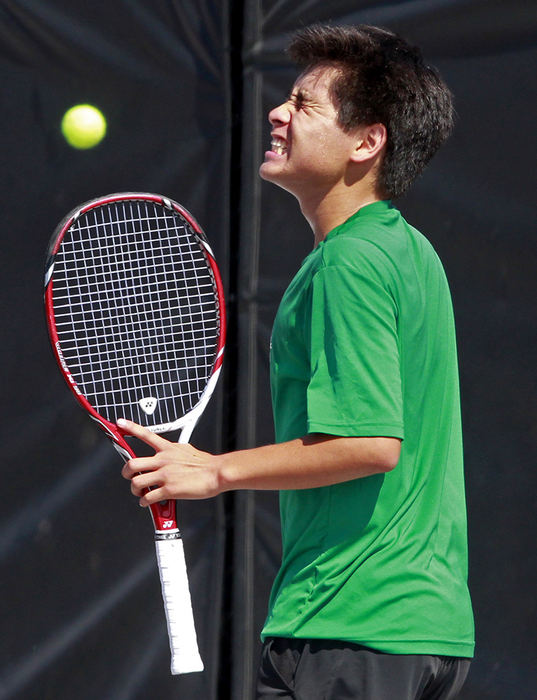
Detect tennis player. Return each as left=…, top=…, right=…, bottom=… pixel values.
left=121, top=23, right=474, bottom=699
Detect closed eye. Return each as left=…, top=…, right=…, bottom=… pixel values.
left=288, top=90, right=307, bottom=111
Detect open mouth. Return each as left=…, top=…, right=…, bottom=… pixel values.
left=271, top=136, right=287, bottom=155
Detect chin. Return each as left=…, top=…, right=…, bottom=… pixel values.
left=259, top=161, right=279, bottom=182
left=259, top=159, right=292, bottom=184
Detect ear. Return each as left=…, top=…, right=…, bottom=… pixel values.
left=349, top=123, right=387, bottom=163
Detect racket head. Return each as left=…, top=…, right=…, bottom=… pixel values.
left=45, top=192, right=226, bottom=444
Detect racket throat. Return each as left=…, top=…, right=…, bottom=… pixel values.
left=106, top=435, right=179, bottom=535
left=150, top=499, right=180, bottom=536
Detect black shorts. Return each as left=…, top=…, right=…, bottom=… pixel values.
left=256, top=637, right=471, bottom=700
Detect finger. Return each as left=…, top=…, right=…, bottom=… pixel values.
left=121, top=455, right=166, bottom=479
left=131, top=472, right=163, bottom=495
left=139, top=486, right=168, bottom=507
left=117, top=418, right=169, bottom=451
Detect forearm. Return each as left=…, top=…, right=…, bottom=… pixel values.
left=119, top=419, right=400, bottom=503
left=216, top=434, right=400, bottom=493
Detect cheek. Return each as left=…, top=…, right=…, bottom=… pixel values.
left=296, top=129, right=331, bottom=162
left=300, top=133, right=350, bottom=174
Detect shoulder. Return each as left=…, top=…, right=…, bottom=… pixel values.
left=320, top=205, right=444, bottom=278
left=317, top=226, right=399, bottom=285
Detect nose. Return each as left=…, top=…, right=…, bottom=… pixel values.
left=268, top=100, right=291, bottom=127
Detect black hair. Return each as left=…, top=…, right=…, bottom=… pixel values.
left=287, top=24, right=454, bottom=199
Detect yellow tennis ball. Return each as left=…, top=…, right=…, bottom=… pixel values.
left=61, top=104, right=107, bottom=149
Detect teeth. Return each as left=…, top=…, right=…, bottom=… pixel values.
left=271, top=138, right=287, bottom=155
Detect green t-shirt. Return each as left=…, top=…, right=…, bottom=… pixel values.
left=263, top=200, right=474, bottom=658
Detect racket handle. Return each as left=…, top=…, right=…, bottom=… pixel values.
left=154, top=536, right=204, bottom=674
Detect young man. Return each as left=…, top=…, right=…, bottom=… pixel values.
left=120, top=24, right=474, bottom=699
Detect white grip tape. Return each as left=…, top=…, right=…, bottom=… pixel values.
left=155, top=537, right=204, bottom=674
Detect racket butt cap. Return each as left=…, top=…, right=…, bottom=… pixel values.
left=171, top=654, right=204, bottom=675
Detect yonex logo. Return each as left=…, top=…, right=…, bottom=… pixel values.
left=139, top=397, right=158, bottom=415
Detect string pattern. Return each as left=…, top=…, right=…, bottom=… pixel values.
left=51, top=199, right=220, bottom=427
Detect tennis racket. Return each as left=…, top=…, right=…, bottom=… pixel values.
left=44, top=192, right=226, bottom=674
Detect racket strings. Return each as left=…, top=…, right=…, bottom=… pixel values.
left=51, top=200, right=220, bottom=426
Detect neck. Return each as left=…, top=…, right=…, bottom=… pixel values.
left=299, top=185, right=382, bottom=247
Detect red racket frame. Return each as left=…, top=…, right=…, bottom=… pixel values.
left=44, top=192, right=226, bottom=532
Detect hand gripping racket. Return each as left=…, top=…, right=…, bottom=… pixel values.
left=44, top=192, right=225, bottom=674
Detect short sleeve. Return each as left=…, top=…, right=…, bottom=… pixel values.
left=306, top=263, right=404, bottom=438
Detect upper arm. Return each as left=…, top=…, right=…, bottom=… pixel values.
left=306, top=262, right=404, bottom=440
left=306, top=433, right=401, bottom=475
